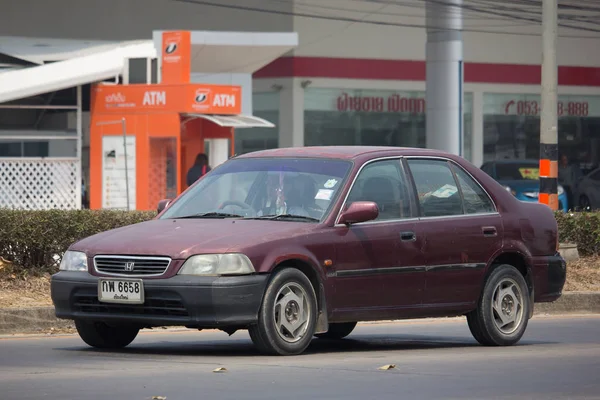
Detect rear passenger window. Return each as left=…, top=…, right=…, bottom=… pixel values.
left=346, top=159, right=411, bottom=220
left=451, top=165, right=495, bottom=214
left=407, top=159, right=463, bottom=217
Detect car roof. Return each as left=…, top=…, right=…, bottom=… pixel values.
left=233, top=146, right=454, bottom=160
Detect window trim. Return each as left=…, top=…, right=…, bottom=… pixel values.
left=449, top=161, right=498, bottom=215
left=334, top=156, right=419, bottom=227
left=405, top=158, right=466, bottom=218
left=334, top=155, right=499, bottom=227
left=403, top=155, right=499, bottom=219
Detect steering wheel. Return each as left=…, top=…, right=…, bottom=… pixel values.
left=218, top=200, right=255, bottom=215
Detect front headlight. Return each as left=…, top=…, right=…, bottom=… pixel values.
left=59, top=250, right=88, bottom=272
left=178, top=253, right=255, bottom=276
left=557, top=185, right=564, bottom=195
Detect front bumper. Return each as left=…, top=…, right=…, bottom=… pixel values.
left=50, top=271, right=269, bottom=328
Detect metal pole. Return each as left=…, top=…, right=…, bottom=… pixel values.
left=425, top=0, right=463, bottom=156
left=76, top=86, right=82, bottom=210
left=539, top=0, right=559, bottom=211
left=121, top=118, right=131, bottom=211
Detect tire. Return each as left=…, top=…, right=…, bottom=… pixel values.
left=466, top=264, right=530, bottom=346
left=75, top=320, right=139, bottom=349
left=249, top=268, right=318, bottom=355
left=315, top=322, right=357, bottom=340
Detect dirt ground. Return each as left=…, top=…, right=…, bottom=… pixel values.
left=0, top=257, right=599, bottom=309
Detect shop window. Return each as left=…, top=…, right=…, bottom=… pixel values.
left=303, top=88, right=473, bottom=161
left=483, top=93, right=600, bottom=174
left=0, top=140, right=58, bottom=157
left=234, top=92, right=279, bottom=155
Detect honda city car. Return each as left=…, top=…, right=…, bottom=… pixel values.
left=480, top=159, right=569, bottom=212
left=51, top=146, right=566, bottom=356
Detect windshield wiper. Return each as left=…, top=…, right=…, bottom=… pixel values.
left=176, top=212, right=244, bottom=219
left=248, top=214, right=320, bottom=222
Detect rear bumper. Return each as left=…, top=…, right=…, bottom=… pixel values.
left=533, top=252, right=567, bottom=303
left=50, top=271, right=269, bottom=328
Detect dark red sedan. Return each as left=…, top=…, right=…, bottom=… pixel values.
left=51, top=146, right=566, bottom=355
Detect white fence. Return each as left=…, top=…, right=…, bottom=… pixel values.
left=0, top=158, right=80, bottom=210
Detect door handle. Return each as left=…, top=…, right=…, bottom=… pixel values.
left=482, top=226, right=497, bottom=237
left=400, top=231, right=416, bottom=241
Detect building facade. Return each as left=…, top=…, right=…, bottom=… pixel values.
left=1, top=0, right=600, bottom=171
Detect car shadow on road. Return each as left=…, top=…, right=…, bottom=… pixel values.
left=59, top=332, right=555, bottom=358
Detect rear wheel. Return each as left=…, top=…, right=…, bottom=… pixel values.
left=466, top=264, right=530, bottom=346
left=75, top=320, right=139, bottom=349
left=249, top=268, right=318, bottom=355
left=315, top=322, right=357, bottom=339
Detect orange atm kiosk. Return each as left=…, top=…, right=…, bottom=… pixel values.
left=89, top=31, right=271, bottom=211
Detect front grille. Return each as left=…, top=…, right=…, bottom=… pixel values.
left=94, top=255, right=171, bottom=276
left=73, top=288, right=189, bottom=318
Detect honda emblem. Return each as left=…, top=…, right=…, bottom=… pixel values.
left=124, top=262, right=135, bottom=272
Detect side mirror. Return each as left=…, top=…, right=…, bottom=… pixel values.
left=338, top=201, right=379, bottom=225
left=157, top=199, right=172, bottom=214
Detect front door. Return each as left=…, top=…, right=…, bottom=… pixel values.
left=330, top=158, right=426, bottom=321
left=405, top=158, right=504, bottom=308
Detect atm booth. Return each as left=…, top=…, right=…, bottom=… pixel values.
left=88, top=30, right=286, bottom=211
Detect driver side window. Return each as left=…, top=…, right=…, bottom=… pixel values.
left=346, top=159, right=411, bottom=220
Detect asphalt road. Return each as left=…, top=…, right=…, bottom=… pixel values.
left=1, top=315, right=599, bottom=400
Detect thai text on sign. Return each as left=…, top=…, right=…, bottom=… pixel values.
left=337, top=92, right=426, bottom=114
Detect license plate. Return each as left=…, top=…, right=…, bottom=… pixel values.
left=98, top=278, right=144, bottom=304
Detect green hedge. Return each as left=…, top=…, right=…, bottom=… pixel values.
left=0, top=209, right=598, bottom=274
left=0, top=209, right=156, bottom=274
left=554, top=211, right=600, bottom=257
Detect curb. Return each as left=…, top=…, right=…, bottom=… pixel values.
left=0, top=307, right=74, bottom=334
left=1, top=292, right=599, bottom=335
left=533, top=291, right=600, bottom=315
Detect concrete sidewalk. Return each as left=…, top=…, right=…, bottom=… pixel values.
left=1, top=291, right=599, bottom=335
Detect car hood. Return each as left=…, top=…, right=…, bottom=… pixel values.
left=497, top=179, right=541, bottom=193
left=71, top=218, right=317, bottom=259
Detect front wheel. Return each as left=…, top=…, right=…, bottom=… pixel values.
left=466, top=264, right=530, bottom=346
left=249, top=268, right=318, bottom=355
left=75, top=320, right=139, bottom=349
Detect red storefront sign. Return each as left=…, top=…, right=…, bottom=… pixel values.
left=503, top=99, right=590, bottom=117
left=337, top=92, right=426, bottom=114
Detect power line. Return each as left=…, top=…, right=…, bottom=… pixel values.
left=271, top=0, right=546, bottom=28
left=170, top=0, right=600, bottom=38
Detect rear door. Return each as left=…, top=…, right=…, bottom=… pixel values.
left=405, top=157, right=503, bottom=307
left=330, top=157, right=426, bottom=320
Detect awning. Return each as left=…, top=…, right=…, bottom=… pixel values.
left=184, top=113, right=275, bottom=128
left=0, top=36, right=155, bottom=64
left=0, top=41, right=155, bottom=104
left=154, top=31, right=298, bottom=74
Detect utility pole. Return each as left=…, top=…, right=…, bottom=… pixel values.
left=539, top=0, right=559, bottom=211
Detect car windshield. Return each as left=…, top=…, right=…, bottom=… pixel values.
left=160, top=157, right=353, bottom=222
left=495, top=162, right=540, bottom=181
